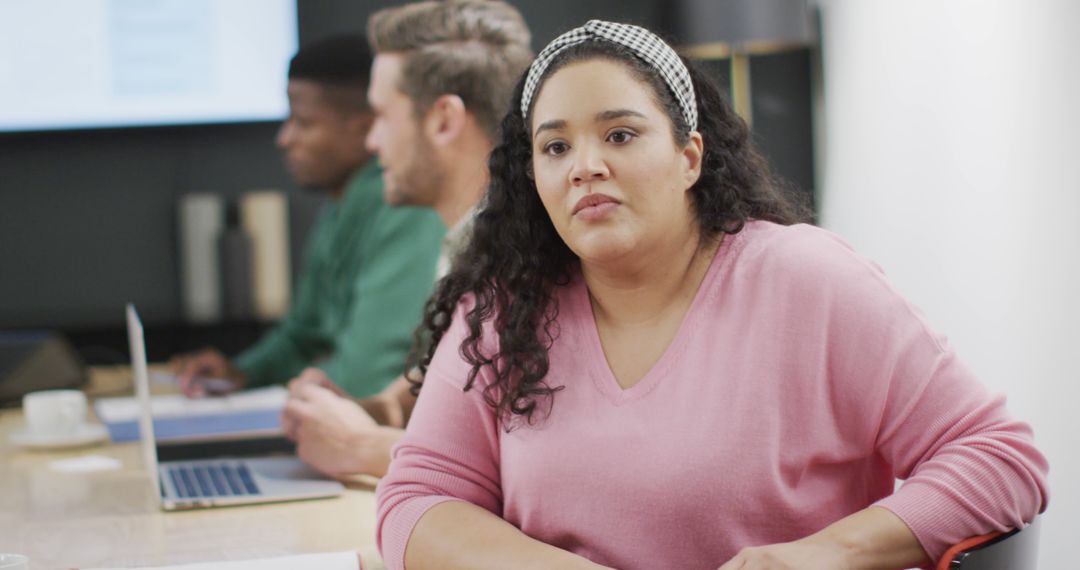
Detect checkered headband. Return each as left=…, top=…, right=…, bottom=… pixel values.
left=520, top=20, right=697, bottom=131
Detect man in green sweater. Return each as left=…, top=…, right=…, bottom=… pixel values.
left=171, top=35, right=444, bottom=398
left=279, top=0, right=533, bottom=479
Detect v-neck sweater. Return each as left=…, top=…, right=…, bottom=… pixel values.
left=376, top=221, right=1048, bottom=570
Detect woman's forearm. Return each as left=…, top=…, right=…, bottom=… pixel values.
left=404, top=501, right=611, bottom=570
left=809, top=506, right=929, bottom=569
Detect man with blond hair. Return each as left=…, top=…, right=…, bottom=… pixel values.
left=280, top=0, right=533, bottom=478
left=171, top=34, right=444, bottom=400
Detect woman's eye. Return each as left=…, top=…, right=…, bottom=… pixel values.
left=607, top=130, right=636, bottom=144
left=544, top=141, right=569, bottom=156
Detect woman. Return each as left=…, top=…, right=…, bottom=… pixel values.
left=376, top=20, right=1048, bottom=570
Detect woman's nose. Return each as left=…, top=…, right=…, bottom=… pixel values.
left=569, top=145, right=610, bottom=185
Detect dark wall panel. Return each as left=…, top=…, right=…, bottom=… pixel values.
left=0, top=123, right=295, bottom=328
left=750, top=49, right=816, bottom=208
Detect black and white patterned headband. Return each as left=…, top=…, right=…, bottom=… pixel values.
left=520, top=19, right=697, bottom=131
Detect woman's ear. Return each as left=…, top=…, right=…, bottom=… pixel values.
left=424, top=94, right=468, bottom=147
left=681, top=131, right=704, bottom=187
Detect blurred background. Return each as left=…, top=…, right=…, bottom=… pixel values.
left=0, top=0, right=1076, bottom=566
left=0, top=0, right=816, bottom=340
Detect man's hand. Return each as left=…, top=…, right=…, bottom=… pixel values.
left=288, top=368, right=409, bottom=428
left=286, top=367, right=348, bottom=399
left=281, top=381, right=403, bottom=478
left=169, top=348, right=246, bottom=398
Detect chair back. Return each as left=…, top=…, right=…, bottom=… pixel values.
left=938, top=518, right=1041, bottom=570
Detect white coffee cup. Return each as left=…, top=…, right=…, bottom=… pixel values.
left=22, top=389, right=87, bottom=437
left=0, top=553, right=29, bottom=569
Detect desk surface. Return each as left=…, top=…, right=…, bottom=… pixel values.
left=0, top=367, right=383, bottom=569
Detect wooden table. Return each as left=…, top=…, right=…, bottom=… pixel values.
left=0, top=367, right=384, bottom=569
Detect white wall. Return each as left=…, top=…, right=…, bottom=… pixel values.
left=816, top=1, right=1080, bottom=567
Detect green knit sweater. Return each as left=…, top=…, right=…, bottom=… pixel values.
left=236, top=162, right=444, bottom=397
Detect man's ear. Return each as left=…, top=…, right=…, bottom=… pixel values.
left=423, top=94, right=468, bottom=147
left=681, top=131, right=704, bottom=188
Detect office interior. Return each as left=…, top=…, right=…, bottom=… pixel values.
left=0, top=0, right=1076, bottom=567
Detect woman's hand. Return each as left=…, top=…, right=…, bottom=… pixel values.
left=716, top=538, right=852, bottom=570
left=718, top=506, right=928, bottom=570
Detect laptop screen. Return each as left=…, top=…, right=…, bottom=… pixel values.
left=126, top=303, right=162, bottom=501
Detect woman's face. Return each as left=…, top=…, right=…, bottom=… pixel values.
left=530, top=58, right=702, bottom=268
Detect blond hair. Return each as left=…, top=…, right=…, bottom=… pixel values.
left=368, top=0, right=533, bottom=141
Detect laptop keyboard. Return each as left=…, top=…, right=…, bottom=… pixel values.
left=166, top=463, right=261, bottom=498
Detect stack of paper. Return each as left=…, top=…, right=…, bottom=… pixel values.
left=94, top=382, right=288, bottom=443
left=87, top=551, right=363, bottom=570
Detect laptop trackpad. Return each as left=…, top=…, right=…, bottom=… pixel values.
left=245, top=456, right=328, bottom=480
left=243, top=456, right=344, bottom=499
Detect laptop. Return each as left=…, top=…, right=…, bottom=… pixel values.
left=126, top=303, right=344, bottom=510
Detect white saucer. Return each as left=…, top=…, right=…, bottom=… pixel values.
left=9, top=423, right=110, bottom=450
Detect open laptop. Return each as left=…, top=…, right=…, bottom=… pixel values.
left=126, top=303, right=344, bottom=510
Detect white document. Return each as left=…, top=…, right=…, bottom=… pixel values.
left=87, top=551, right=361, bottom=570
left=49, top=455, right=122, bottom=473
left=93, top=380, right=288, bottom=423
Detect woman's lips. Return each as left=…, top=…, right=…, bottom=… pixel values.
left=572, top=193, right=621, bottom=221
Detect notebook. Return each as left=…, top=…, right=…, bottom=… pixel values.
left=126, top=303, right=343, bottom=510
left=94, top=381, right=287, bottom=444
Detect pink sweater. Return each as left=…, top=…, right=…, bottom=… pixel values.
left=376, top=221, right=1048, bottom=570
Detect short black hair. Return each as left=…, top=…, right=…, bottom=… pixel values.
left=288, top=33, right=372, bottom=89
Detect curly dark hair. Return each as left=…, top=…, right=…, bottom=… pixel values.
left=407, top=39, right=808, bottom=429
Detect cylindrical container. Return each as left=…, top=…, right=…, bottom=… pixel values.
left=178, top=193, right=224, bottom=323
left=218, top=223, right=254, bottom=321
left=240, top=191, right=291, bottom=321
